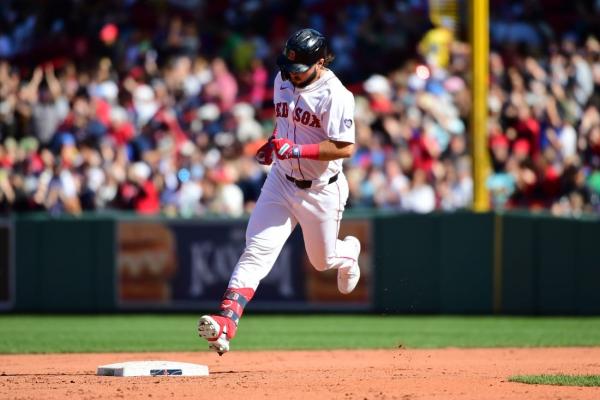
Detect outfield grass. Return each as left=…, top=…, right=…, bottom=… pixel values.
left=509, top=374, right=600, bottom=387
left=0, top=315, right=599, bottom=354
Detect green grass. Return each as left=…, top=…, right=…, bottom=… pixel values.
left=509, top=374, right=600, bottom=387
left=0, top=315, right=600, bottom=354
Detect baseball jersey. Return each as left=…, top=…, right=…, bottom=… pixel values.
left=272, top=69, right=355, bottom=182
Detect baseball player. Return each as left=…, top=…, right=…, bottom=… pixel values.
left=198, top=28, right=361, bottom=355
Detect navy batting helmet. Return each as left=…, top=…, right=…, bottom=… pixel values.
left=277, top=28, right=328, bottom=74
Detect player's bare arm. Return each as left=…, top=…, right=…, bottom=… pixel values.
left=271, top=138, right=354, bottom=161
left=316, top=139, right=354, bottom=160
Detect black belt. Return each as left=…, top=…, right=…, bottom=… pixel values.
left=285, top=173, right=338, bottom=189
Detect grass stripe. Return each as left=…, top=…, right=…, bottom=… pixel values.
left=509, top=374, right=600, bottom=387
left=0, top=315, right=600, bottom=354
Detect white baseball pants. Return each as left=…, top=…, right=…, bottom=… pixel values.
left=228, top=166, right=357, bottom=290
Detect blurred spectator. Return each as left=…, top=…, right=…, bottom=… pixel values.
left=0, top=0, right=598, bottom=218
left=401, top=168, right=436, bottom=213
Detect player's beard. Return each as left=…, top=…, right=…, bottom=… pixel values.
left=292, top=68, right=318, bottom=88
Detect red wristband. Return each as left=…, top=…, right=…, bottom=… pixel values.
left=299, top=143, right=320, bottom=159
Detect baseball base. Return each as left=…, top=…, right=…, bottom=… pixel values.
left=96, top=361, right=209, bottom=377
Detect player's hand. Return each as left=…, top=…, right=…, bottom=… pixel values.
left=272, top=138, right=300, bottom=160
left=255, top=140, right=274, bottom=165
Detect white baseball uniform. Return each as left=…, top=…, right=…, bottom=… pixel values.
left=228, top=69, right=359, bottom=291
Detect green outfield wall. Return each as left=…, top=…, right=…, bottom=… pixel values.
left=14, top=216, right=115, bottom=312
left=375, top=212, right=600, bottom=315
left=2, top=211, right=599, bottom=314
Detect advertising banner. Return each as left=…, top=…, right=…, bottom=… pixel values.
left=117, top=218, right=372, bottom=311
left=117, top=220, right=305, bottom=310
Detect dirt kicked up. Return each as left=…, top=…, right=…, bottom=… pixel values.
left=1, top=348, right=599, bottom=400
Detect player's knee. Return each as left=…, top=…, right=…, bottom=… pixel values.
left=245, top=237, right=277, bottom=256
left=310, top=255, right=336, bottom=272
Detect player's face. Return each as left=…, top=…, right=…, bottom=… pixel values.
left=288, top=60, right=322, bottom=88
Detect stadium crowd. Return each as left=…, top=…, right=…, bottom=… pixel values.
left=0, top=0, right=599, bottom=217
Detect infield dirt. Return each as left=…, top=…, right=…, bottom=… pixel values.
left=1, top=348, right=599, bottom=399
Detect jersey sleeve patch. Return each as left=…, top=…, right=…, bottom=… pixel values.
left=322, top=91, right=355, bottom=143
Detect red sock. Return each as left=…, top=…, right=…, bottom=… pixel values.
left=217, top=287, right=255, bottom=339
